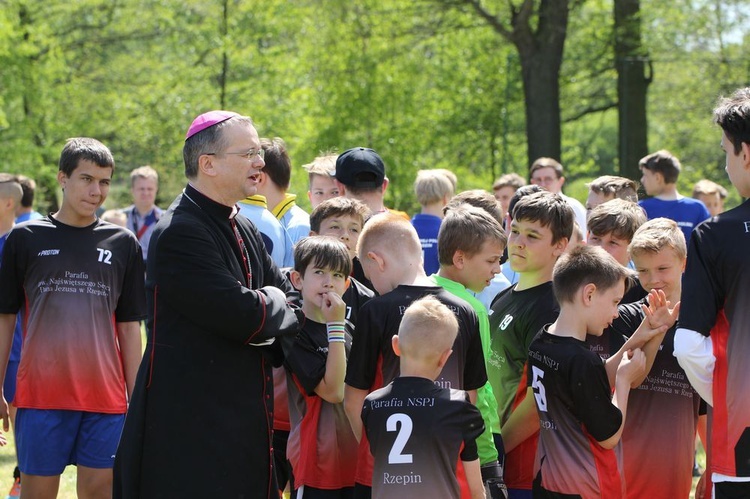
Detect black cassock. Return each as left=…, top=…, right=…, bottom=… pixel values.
left=114, top=184, right=303, bottom=498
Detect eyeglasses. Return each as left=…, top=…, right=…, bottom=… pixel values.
left=206, top=149, right=265, bottom=160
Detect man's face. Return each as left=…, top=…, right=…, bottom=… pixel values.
left=585, top=190, right=612, bottom=213
left=696, top=192, right=723, bottom=217
left=131, top=177, right=158, bottom=211
left=58, top=160, right=112, bottom=225
left=721, top=131, right=750, bottom=198
left=640, top=167, right=663, bottom=196
left=459, top=239, right=504, bottom=293
left=210, top=123, right=265, bottom=204
left=587, top=231, right=630, bottom=267
left=530, top=167, right=564, bottom=194
left=314, top=214, right=362, bottom=260
left=508, top=218, right=566, bottom=274
left=632, top=248, right=685, bottom=305
left=308, top=175, right=340, bottom=209
left=493, top=186, right=516, bottom=217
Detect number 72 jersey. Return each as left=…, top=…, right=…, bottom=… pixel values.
left=361, top=376, right=485, bottom=499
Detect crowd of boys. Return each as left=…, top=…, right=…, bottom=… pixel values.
left=0, top=86, right=748, bottom=499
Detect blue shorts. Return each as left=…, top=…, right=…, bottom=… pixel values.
left=3, top=361, right=19, bottom=404
left=16, top=408, right=125, bottom=475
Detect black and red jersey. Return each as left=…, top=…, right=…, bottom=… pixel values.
left=283, top=319, right=359, bottom=490
left=0, top=216, right=146, bottom=413
left=679, top=200, right=750, bottom=478
left=362, top=376, right=484, bottom=499
left=345, top=284, right=486, bottom=487
left=529, top=331, right=624, bottom=499
left=587, top=300, right=700, bottom=498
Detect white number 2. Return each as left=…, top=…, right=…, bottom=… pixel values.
left=386, top=413, right=414, bottom=464
left=96, top=248, right=112, bottom=265
left=531, top=366, right=548, bottom=412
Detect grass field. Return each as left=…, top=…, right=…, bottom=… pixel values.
left=0, top=427, right=706, bottom=498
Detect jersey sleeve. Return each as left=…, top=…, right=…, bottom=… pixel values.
left=284, top=330, right=327, bottom=395
left=522, top=300, right=559, bottom=354
left=462, top=310, right=488, bottom=391
left=345, top=301, right=381, bottom=390
left=114, top=233, right=147, bottom=322
left=569, top=352, right=623, bottom=442
left=0, top=229, right=27, bottom=314
left=678, top=224, right=722, bottom=336
left=459, top=400, right=485, bottom=462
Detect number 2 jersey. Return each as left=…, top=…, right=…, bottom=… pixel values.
left=345, top=284, right=487, bottom=487
left=362, top=376, right=485, bottom=499
left=0, top=217, right=146, bottom=413
left=528, top=331, right=624, bottom=499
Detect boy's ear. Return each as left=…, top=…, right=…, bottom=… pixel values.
left=289, top=269, right=304, bottom=291
left=391, top=335, right=401, bottom=357
left=367, top=250, right=386, bottom=272
left=741, top=142, right=750, bottom=168
left=57, top=170, right=68, bottom=189
left=309, top=230, right=318, bottom=236
left=582, top=282, right=597, bottom=306
left=452, top=250, right=465, bottom=269
left=437, top=348, right=453, bottom=369
left=552, top=237, right=569, bottom=258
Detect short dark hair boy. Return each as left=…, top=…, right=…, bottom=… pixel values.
left=487, top=190, right=573, bottom=495
left=284, top=236, right=358, bottom=495
left=529, top=245, right=648, bottom=497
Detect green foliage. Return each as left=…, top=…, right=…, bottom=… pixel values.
left=0, top=0, right=747, bottom=215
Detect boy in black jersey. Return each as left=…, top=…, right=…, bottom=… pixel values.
left=283, top=236, right=358, bottom=497
left=274, top=196, right=375, bottom=497
left=344, top=213, right=487, bottom=498
left=528, top=245, right=671, bottom=498
left=0, top=138, right=146, bottom=498
left=488, top=191, right=573, bottom=498
left=587, top=218, right=698, bottom=499
left=675, top=87, right=750, bottom=497
left=362, top=296, right=486, bottom=499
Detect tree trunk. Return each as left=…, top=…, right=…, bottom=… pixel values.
left=459, top=0, right=570, bottom=168
left=614, top=0, right=651, bottom=180
left=517, top=44, right=564, bottom=166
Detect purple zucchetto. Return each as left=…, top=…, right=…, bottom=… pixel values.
left=185, top=111, right=239, bottom=140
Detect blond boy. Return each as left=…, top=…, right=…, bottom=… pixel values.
left=345, top=213, right=487, bottom=496
left=362, top=296, right=486, bottom=499
left=302, top=152, right=340, bottom=209
left=605, top=218, right=700, bottom=498
left=412, top=169, right=455, bottom=275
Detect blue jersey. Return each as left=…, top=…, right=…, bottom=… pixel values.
left=411, top=213, right=442, bottom=275
left=639, top=197, right=710, bottom=244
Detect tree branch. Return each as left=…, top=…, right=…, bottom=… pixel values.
left=456, top=0, right=513, bottom=40
left=563, top=101, right=618, bottom=123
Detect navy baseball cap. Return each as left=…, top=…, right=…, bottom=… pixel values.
left=334, top=147, right=386, bottom=188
